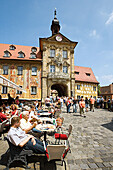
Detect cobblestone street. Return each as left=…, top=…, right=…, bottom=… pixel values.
left=0, top=108, right=113, bottom=170
left=62, top=107, right=113, bottom=170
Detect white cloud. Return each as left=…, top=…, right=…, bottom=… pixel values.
left=89, top=29, right=100, bottom=38
left=105, top=11, right=113, bottom=25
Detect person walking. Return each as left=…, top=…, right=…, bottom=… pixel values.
left=85, top=97, right=89, bottom=112
left=79, top=98, right=86, bottom=117
left=66, top=97, right=71, bottom=113
left=72, top=97, right=77, bottom=113
left=90, top=96, right=95, bottom=112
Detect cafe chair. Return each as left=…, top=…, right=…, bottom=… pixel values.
left=4, top=137, right=33, bottom=170
left=54, top=125, right=72, bottom=145
left=0, top=119, right=10, bottom=138
left=44, top=143, right=69, bottom=170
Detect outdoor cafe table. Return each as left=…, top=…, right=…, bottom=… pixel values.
left=37, top=117, right=56, bottom=124
left=35, top=124, right=56, bottom=142
left=38, top=112, right=52, bottom=117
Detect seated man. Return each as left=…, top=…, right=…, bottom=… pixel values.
left=7, top=116, right=45, bottom=154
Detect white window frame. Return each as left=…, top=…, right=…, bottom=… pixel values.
left=50, top=49, right=55, bottom=57
left=50, top=65, right=55, bottom=73
left=2, top=86, right=7, bottom=94
left=17, top=66, right=23, bottom=75
left=31, top=86, right=37, bottom=95
left=63, top=50, right=67, bottom=58
left=32, top=67, right=37, bottom=75
left=3, top=65, right=8, bottom=75
left=63, top=66, right=68, bottom=73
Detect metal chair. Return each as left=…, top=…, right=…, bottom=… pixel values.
left=4, top=137, right=33, bottom=170
left=0, top=119, right=10, bottom=138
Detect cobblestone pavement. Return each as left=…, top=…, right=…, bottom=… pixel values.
left=61, top=107, right=113, bottom=170
left=0, top=107, right=113, bottom=170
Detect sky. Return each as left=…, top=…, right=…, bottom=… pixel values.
left=0, top=0, right=113, bottom=86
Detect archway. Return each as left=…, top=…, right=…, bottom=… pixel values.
left=51, top=83, right=68, bottom=97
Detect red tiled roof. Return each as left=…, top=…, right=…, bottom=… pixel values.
left=0, top=44, right=42, bottom=61
left=75, top=66, right=99, bottom=84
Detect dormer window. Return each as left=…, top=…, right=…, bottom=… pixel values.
left=31, top=47, right=37, bottom=53
left=4, top=50, right=11, bottom=57
left=9, top=45, right=16, bottom=50
left=86, top=73, right=91, bottom=76
left=75, top=71, right=79, bottom=75
left=18, top=51, right=25, bottom=58
left=30, top=53, right=36, bottom=59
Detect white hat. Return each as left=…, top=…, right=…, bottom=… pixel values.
left=22, top=111, right=29, bottom=116
left=24, top=105, right=30, bottom=111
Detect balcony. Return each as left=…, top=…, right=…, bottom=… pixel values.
left=48, top=72, right=70, bottom=80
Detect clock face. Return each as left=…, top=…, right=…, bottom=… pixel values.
left=56, top=35, right=62, bottom=42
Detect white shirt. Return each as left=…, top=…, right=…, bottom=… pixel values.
left=7, top=127, right=28, bottom=146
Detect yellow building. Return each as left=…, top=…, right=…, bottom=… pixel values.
left=75, top=66, right=99, bottom=99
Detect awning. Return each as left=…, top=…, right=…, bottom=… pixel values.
left=0, top=75, right=26, bottom=93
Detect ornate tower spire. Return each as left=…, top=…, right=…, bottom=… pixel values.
left=51, top=9, right=60, bottom=35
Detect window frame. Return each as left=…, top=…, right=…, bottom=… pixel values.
left=17, top=66, right=23, bottom=75
left=32, top=66, right=37, bottom=76
left=50, top=65, right=55, bottom=73
left=31, top=86, right=37, bottom=95
left=18, top=51, right=25, bottom=58
left=63, top=50, right=67, bottom=58
left=50, top=49, right=55, bottom=58
left=77, top=95, right=80, bottom=100
left=30, top=53, right=36, bottom=59
left=2, top=86, right=7, bottom=94
left=77, top=84, right=80, bottom=90
left=93, top=86, right=96, bottom=91
left=17, top=86, right=22, bottom=94
left=3, top=65, right=8, bottom=75
left=4, top=50, right=10, bottom=57
left=63, top=66, right=68, bottom=73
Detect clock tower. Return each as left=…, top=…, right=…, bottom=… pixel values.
left=40, top=10, right=78, bottom=101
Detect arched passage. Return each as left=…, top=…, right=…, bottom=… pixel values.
left=51, top=83, right=68, bottom=97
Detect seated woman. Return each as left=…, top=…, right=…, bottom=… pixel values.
left=7, top=116, right=45, bottom=154
left=0, top=107, right=11, bottom=122
left=10, top=104, right=18, bottom=116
